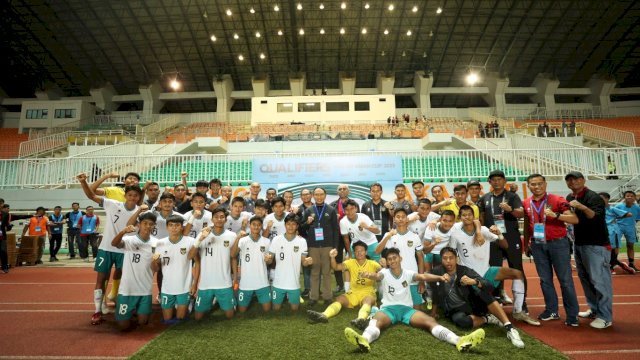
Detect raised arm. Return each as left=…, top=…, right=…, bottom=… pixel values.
left=375, top=229, right=397, bottom=254
left=89, top=172, right=120, bottom=196
left=112, top=224, right=136, bottom=248
left=77, top=173, right=103, bottom=204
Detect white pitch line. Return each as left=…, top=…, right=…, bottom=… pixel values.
left=564, top=349, right=640, bottom=355
left=522, top=295, right=640, bottom=300
left=524, top=302, right=640, bottom=308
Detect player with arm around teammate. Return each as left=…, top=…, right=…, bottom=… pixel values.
left=110, top=212, right=157, bottom=331
left=344, top=247, right=485, bottom=353
left=307, top=241, right=381, bottom=328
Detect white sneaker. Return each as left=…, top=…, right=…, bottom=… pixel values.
left=485, top=314, right=503, bottom=326
left=590, top=318, right=612, bottom=329
left=500, top=289, right=513, bottom=305
left=101, top=303, right=113, bottom=315
left=507, top=328, right=525, bottom=349
left=578, top=309, right=595, bottom=319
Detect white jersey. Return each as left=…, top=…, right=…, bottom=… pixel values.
left=119, top=235, right=154, bottom=296
left=263, top=212, right=288, bottom=240
left=339, top=213, right=378, bottom=246
left=152, top=211, right=184, bottom=239
left=183, top=210, right=212, bottom=238
left=423, top=223, right=453, bottom=255
left=226, top=211, right=252, bottom=233
left=385, top=230, right=423, bottom=275
left=197, top=229, right=236, bottom=290
left=100, top=198, right=139, bottom=254
left=408, top=212, right=441, bottom=239
left=237, top=235, right=271, bottom=290
left=155, top=236, right=196, bottom=295
left=379, top=268, right=416, bottom=308
left=448, top=223, right=498, bottom=276
left=269, top=234, right=308, bottom=290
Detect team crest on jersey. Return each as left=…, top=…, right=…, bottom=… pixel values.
left=224, top=240, right=230, bottom=247
left=164, top=250, right=168, bottom=254
left=402, top=280, right=408, bottom=287
left=180, top=248, right=186, bottom=255
left=407, top=240, right=413, bottom=247
left=294, top=246, right=299, bottom=252
left=260, top=246, right=266, bottom=252
left=135, top=247, right=139, bottom=250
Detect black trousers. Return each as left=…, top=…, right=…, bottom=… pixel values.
left=0, top=240, right=8, bottom=270
left=49, top=234, right=62, bottom=257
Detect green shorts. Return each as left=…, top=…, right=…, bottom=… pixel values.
left=115, top=294, right=152, bottom=321
left=237, top=287, right=271, bottom=308
left=94, top=249, right=124, bottom=273
left=271, top=287, right=301, bottom=305
left=160, top=292, right=190, bottom=309
left=379, top=305, right=417, bottom=325
left=195, top=287, right=235, bottom=313
left=410, top=284, right=423, bottom=305
left=424, top=253, right=442, bottom=265
left=482, top=266, right=502, bottom=289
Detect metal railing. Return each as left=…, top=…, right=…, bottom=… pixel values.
left=469, top=109, right=515, bottom=129
left=27, top=119, right=82, bottom=140
left=0, top=148, right=638, bottom=189
left=136, top=115, right=180, bottom=136
left=503, top=106, right=618, bottom=121
left=19, top=131, right=71, bottom=158
left=579, top=122, right=636, bottom=147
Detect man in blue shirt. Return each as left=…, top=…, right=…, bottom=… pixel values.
left=615, top=191, right=640, bottom=272
left=600, top=193, right=635, bottom=274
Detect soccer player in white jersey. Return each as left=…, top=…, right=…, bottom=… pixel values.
left=230, top=216, right=272, bottom=312
left=152, top=214, right=196, bottom=323
left=267, top=213, right=313, bottom=311
left=263, top=196, right=288, bottom=240
left=183, top=193, right=212, bottom=238
left=188, top=207, right=237, bottom=320
left=375, top=208, right=425, bottom=309
left=421, top=209, right=456, bottom=310
left=110, top=212, right=156, bottom=331
left=407, top=199, right=441, bottom=239
left=344, top=247, right=485, bottom=353
left=225, top=196, right=252, bottom=233
left=449, top=205, right=539, bottom=326
left=339, top=199, right=380, bottom=261
left=77, top=172, right=141, bottom=326
left=151, top=193, right=184, bottom=239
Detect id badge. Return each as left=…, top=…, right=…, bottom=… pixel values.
left=493, top=215, right=507, bottom=234
left=84, top=228, right=92, bottom=233
left=373, top=220, right=382, bottom=231
left=73, top=222, right=78, bottom=228
left=314, top=227, right=325, bottom=241
left=54, top=226, right=61, bottom=232
left=533, top=223, right=546, bottom=244
left=35, top=226, right=42, bottom=232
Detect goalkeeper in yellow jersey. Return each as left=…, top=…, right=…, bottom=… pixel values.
left=307, top=241, right=380, bottom=329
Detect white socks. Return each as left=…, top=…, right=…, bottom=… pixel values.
left=431, top=325, right=459, bottom=345
left=363, top=319, right=381, bottom=343
left=512, top=279, right=525, bottom=313
left=93, top=289, right=103, bottom=313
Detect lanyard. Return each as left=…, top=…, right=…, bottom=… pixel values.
left=52, top=214, right=63, bottom=222
left=371, top=202, right=382, bottom=221
left=314, top=204, right=326, bottom=227
left=529, top=195, right=547, bottom=224
left=489, top=193, right=505, bottom=216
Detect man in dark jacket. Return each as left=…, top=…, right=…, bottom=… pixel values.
left=431, top=247, right=525, bottom=349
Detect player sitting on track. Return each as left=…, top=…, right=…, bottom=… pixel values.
left=111, top=212, right=157, bottom=331
left=230, top=216, right=272, bottom=312
left=344, top=247, right=485, bottom=353
left=266, top=213, right=313, bottom=311
left=152, top=215, right=197, bottom=323
left=188, top=208, right=237, bottom=320
left=307, top=241, right=381, bottom=328
left=431, top=246, right=525, bottom=348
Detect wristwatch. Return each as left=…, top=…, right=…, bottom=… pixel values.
left=555, top=212, right=561, bottom=219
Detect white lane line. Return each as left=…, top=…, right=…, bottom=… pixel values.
left=524, top=302, right=640, bottom=308
left=564, top=349, right=640, bottom=355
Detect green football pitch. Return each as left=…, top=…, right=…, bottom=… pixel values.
left=131, top=304, right=566, bottom=359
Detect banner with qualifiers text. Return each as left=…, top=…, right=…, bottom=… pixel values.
left=252, top=156, right=402, bottom=183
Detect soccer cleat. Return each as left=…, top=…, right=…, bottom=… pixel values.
left=620, top=262, right=636, bottom=274
left=91, top=312, right=102, bottom=325
left=537, top=311, right=560, bottom=321
left=350, top=318, right=369, bottom=331
left=507, top=328, right=525, bottom=349
left=456, top=328, right=485, bottom=352
left=513, top=311, right=541, bottom=326
left=485, top=314, right=502, bottom=326
left=578, top=309, right=595, bottom=319
left=344, top=327, right=370, bottom=353
left=590, top=318, right=612, bottom=329
left=500, top=290, right=513, bottom=305
left=307, top=310, right=328, bottom=323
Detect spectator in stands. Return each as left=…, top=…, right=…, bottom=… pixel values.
left=606, top=156, right=618, bottom=180
left=543, top=122, right=550, bottom=137
left=565, top=171, right=613, bottom=329
left=570, top=120, right=576, bottom=136
left=65, top=202, right=84, bottom=259
left=537, top=123, right=544, bottom=137
left=485, top=123, right=491, bottom=138
left=22, top=206, right=49, bottom=265
left=478, top=123, right=485, bottom=138
left=47, top=206, right=65, bottom=262
left=562, top=121, right=568, bottom=137
left=493, top=121, right=499, bottom=138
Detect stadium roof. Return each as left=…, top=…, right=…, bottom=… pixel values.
left=1, top=0, right=639, bottom=111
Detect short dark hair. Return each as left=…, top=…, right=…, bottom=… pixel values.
left=313, top=187, right=325, bottom=194
left=352, top=240, right=368, bottom=252
left=190, top=192, right=207, bottom=202
left=166, top=214, right=184, bottom=225
left=383, top=247, right=401, bottom=259
left=440, top=246, right=457, bottom=257
left=147, top=181, right=159, bottom=187
left=209, top=178, right=222, bottom=186
left=211, top=207, right=227, bottom=217
left=270, top=196, right=285, bottom=207
left=393, top=208, right=408, bottom=217
left=441, top=210, right=456, bottom=219
left=159, top=193, right=176, bottom=202
left=370, top=183, right=383, bottom=191
left=526, top=173, right=545, bottom=183
left=249, top=216, right=264, bottom=225
left=196, top=180, right=209, bottom=188
left=54, top=206, right=62, bottom=210
left=254, top=199, right=268, bottom=209
left=412, top=181, right=424, bottom=187
left=1, top=204, right=9, bottom=209
left=124, top=185, right=143, bottom=197
left=431, top=185, right=443, bottom=193
left=71, top=202, right=79, bottom=206
left=459, top=204, right=474, bottom=216
left=284, top=213, right=300, bottom=224
left=344, top=199, right=359, bottom=209
left=394, top=183, right=405, bottom=190
left=124, top=172, right=141, bottom=181
left=86, top=206, right=93, bottom=210
left=598, top=192, right=611, bottom=200
left=418, top=198, right=432, bottom=206
left=623, top=190, right=636, bottom=197
left=267, top=187, right=278, bottom=194
left=139, top=211, right=157, bottom=223
left=231, top=196, right=245, bottom=205
left=453, top=184, right=467, bottom=193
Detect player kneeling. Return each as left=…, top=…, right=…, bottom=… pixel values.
left=267, top=213, right=313, bottom=311
left=344, top=248, right=485, bottom=353
left=231, top=216, right=272, bottom=312
left=111, top=213, right=157, bottom=331
left=152, top=215, right=197, bottom=323
left=307, top=241, right=380, bottom=328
